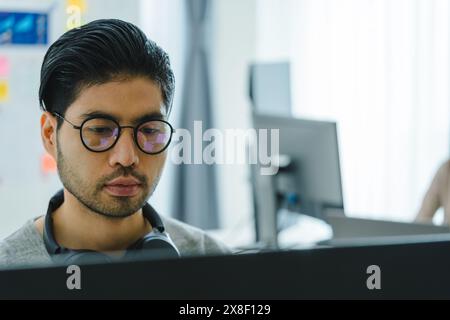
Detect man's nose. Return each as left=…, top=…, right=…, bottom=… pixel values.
left=108, top=128, right=139, bottom=168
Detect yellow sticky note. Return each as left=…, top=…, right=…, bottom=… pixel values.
left=67, top=0, right=87, bottom=13
left=0, top=81, right=9, bottom=102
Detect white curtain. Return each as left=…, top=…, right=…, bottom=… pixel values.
left=256, top=0, right=450, bottom=222
left=139, top=0, right=186, bottom=217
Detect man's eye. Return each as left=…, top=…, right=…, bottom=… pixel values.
left=88, top=127, right=114, bottom=134
left=141, top=128, right=160, bottom=135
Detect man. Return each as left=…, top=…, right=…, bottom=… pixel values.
left=0, top=19, right=229, bottom=267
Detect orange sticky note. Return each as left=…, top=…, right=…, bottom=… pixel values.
left=41, top=152, right=57, bottom=174
left=0, top=81, right=9, bottom=102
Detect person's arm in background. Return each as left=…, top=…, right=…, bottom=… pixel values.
left=415, top=160, right=449, bottom=224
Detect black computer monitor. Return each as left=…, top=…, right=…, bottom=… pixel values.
left=2, top=235, right=450, bottom=299
left=250, top=113, right=344, bottom=246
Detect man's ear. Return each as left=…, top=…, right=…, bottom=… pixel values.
left=40, top=112, right=58, bottom=158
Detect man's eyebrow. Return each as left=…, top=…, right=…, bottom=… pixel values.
left=79, top=110, right=166, bottom=123
left=79, top=111, right=115, bottom=121
left=134, top=112, right=166, bottom=123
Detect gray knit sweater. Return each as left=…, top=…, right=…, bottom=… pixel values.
left=0, top=215, right=230, bottom=268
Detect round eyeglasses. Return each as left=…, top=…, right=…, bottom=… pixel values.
left=53, top=112, right=174, bottom=155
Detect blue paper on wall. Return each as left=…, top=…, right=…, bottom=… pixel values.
left=0, top=12, right=48, bottom=45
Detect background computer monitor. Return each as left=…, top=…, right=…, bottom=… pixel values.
left=249, top=62, right=292, bottom=116
left=250, top=113, right=344, bottom=246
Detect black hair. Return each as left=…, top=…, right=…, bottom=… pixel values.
left=39, top=19, right=175, bottom=127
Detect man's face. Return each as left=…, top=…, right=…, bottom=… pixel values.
left=54, top=77, right=168, bottom=218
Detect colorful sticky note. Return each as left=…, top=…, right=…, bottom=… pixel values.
left=0, top=80, right=9, bottom=102
left=67, top=0, right=87, bottom=13
left=41, top=152, right=57, bottom=175
left=0, top=56, right=9, bottom=76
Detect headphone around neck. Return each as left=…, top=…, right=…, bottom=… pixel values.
left=43, top=189, right=180, bottom=264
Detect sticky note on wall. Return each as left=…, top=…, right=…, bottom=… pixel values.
left=41, top=152, right=57, bottom=175
left=67, top=0, right=87, bottom=12
left=0, top=80, right=9, bottom=102
left=0, top=56, right=9, bottom=76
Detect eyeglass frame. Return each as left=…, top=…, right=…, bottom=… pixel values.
left=52, top=112, right=175, bottom=155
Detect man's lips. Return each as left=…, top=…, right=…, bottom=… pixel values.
left=104, top=177, right=142, bottom=197
left=105, top=177, right=142, bottom=186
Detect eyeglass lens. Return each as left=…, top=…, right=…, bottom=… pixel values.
left=81, top=118, right=171, bottom=153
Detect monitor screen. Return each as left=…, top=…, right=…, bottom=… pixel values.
left=250, top=114, right=344, bottom=245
